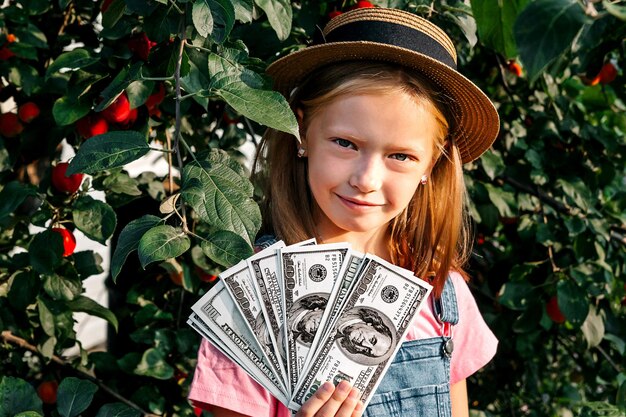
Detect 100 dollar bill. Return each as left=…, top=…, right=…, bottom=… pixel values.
left=220, top=253, right=289, bottom=390
left=191, top=281, right=289, bottom=404
left=280, top=243, right=350, bottom=392
left=290, top=255, right=431, bottom=410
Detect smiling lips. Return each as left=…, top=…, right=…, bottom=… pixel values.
left=337, top=194, right=383, bottom=209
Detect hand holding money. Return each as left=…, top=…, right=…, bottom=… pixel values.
left=188, top=239, right=432, bottom=413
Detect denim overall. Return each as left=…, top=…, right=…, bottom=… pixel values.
left=363, top=278, right=458, bottom=417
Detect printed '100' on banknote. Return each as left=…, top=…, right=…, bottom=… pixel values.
left=290, top=255, right=432, bottom=410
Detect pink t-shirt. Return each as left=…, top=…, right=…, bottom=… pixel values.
left=189, top=271, right=497, bottom=416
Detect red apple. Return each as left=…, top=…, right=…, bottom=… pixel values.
left=0, top=113, right=24, bottom=137
left=51, top=227, right=77, bottom=257
left=546, top=296, right=566, bottom=324
left=127, top=32, right=157, bottom=61
left=102, top=92, right=131, bottom=124
left=37, top=380, right=59, bottom=404
left=0, top=47, right=15, bottom=60
left=598, top=62, right=617, bottom=85
left=76, top=114, right=109, bottom=139
left=145, top=83, right=165, bottom=110
left=51, top=162, right=84, bottom=194
left=18, top=102, right=40, bottom=123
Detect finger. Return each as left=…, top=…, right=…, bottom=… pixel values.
left=350, top=398, right=365, bottom=417
left=313, top=380, right=352, bottom=417
left=296, top=381, right=334, bottom=417
left=334, top=388, right=361, bottom=417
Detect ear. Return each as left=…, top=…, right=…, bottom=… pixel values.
left=296, top=108, right=307, bottom=146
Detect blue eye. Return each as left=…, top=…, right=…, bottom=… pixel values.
left=334, top=138, right=355, bottom=149
left=390, top=153, right=409, bottom=161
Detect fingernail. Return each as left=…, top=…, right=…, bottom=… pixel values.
left=320, top=381, right=334, bottom=393
left=337, top=380, right=350, bottom=393
left=348, top=388, right=360, bottom=399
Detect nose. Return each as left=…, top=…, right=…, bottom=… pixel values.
left=349, top=155, right=383, bottom=193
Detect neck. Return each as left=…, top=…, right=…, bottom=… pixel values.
left=317, top=228, right=391, bottom=260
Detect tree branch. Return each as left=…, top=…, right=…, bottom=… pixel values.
left=499, top=175, right=572, bottom=215
left=1, top=331, right=158, bottom=417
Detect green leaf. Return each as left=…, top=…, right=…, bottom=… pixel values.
left=143, top=6, right=177, bottom=44
left=471, top=0, right=527, bottom=57
left=208, top=50, right=267, bottom=89
left=201, top=230, right=254, bottom=267
left=480, top=150, right=505, bottom=180
left=137, top=225, right=191, bottom=269
left=180, top=49, right=211, bottom=108
left=13, top=23, right=48, bottom=49
left=95, top=63, right=143, bottom=112
left=192, top=0, right=235, bottom=43
left=43, top=274, right=82, bottom=301
left=581, top=305, right=604, bottom=348
left=8, top=271, right=40, bottom=310
left=557, top=177, right=592, bottom=212
left=20, top=0, right=51, bottom=14
left=126, top=80, right=153, bottom=109
left=212, top=77, right=298, bottom=138
left=57, top=378, right=98, bottom=417
left=29, top=230, right=64, bottom=274
left=66, top=131, right=150, bottom=175
left=134, top=348, right=175, bottom=379
left=254, top=0, right=292, bottom=41
left=67, top=296, right=119, bottom=332
left=102, top=0, right=126, bottom=29
left=232, top=0, right=253, bottom=23
left=45, top=49, right=99, bottom=80
left=497, top=281, right=535, bottom=310
left=111, top=215, right=162, bottom=281
left=484, top=183, right=516, bottom=217
left=73, top=250, right=105, bottom=279
left=0, top=181, right=39, bottom=220
left=94, top=403, right=141, bottom=417
left=8, top=62, right=40, bottom=96
left=72, top=196, right=117, bottom=244
left=37, top=297, right=55, bottom=337
left=52, top=96, right=92, bottom=126
left=102, top=171, right=142, bottom=196
left=557, top=279, right=589, bottom=326
left=604, top=0, right=626, bottom=21
left=181, top=151, right=261, bottom=243
left=617, top=380, right=626, bottom=410
left=0, top=139, right=11, bottom=173
left=514, top=0, right=588, bottom=81
left=0, top=377, right=43, bottom=417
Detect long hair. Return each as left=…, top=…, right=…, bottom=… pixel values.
left=254, top=62, right=472, bottom=297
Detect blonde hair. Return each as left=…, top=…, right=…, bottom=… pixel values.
left=254, top=62, right=472, bottom=296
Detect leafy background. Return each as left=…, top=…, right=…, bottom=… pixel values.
left=0, top=0, right=624, bottom=416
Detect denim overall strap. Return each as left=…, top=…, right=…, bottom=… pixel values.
left=434, top=277, right=459, bottom=325
left=255, top=234, right=278, bottom=250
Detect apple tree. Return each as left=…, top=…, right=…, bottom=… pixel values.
left=0, top=0, right=624, bottom=416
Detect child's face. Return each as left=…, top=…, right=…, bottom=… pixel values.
left=302, top=92, right=440, bottom=241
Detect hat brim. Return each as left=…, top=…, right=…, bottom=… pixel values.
left=267, top=41, right=500, bottom=163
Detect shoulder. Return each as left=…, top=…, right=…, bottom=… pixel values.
left=447, top=271, right=499, bottom=384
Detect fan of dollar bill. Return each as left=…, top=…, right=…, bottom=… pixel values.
left=187, top=239, right=433, bottom=412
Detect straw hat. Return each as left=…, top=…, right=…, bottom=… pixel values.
left=267, top=7, right=500, bottom=163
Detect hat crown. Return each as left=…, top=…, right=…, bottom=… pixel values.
left=323, top=8, right=457, bottom=65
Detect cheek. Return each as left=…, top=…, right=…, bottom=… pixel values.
left=387, top=176, right=420, bottom=207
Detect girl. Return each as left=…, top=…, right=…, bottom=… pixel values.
left=190, top=7, right=499, bottom=417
